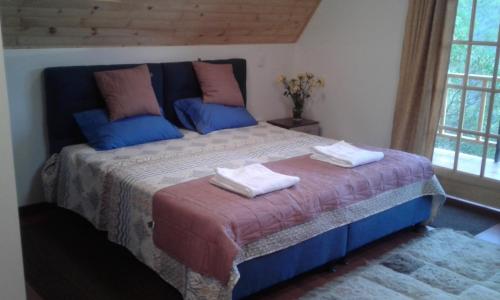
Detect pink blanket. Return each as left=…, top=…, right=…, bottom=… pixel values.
left=152, top=150, right=434, bottom=283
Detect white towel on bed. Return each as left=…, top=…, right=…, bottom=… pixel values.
left=209, top=163, right=300, bottom=198
left=311, top=141, right=384, bottom=168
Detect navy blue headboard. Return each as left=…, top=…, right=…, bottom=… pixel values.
left=44, top=58, right=247, bottom=154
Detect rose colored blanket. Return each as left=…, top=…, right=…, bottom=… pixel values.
left=152, top=150, right=434, bottom=284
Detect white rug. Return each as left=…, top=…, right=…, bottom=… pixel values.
left=300, top=229, right=500, bottom=300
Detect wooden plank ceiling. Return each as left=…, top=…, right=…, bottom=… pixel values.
left=0, top=0, right=320, bottom=48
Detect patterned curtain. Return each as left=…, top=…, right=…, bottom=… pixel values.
left=391, top=0, right=458, bottom=158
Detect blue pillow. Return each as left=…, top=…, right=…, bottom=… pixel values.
left=74, top=109, right=183, bottom=150
left=174, top=98, right=257, bottom=134
left=174, top=100, right=196, bottom=131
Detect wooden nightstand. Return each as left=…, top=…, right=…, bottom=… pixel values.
left=267, top=118, right=321, bottom=136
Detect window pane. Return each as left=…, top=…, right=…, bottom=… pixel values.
left=448, top=44, right=468, bottom=74
left=467, top=75, right=491, bottom=89
left=463, top=90, right=489, bottom=132
left=433, top=135, right=457, bottom=169
left=467, top=75, right=492, bottom=88
left=489, top=93, right=500, bottom=135
left=473, top=0, right=500, bottom=42
left=454, top=0, right=473, bottom=40
left=443, top=88, right=463, bottom=129
left=436, top=0, right=499, bottom=179
left=457, top=134, right=485, bottom=175
left=482, top=93, right=491, bottom=132
left=445, top=129, right=459, bottom=137
left=496, top=51, right=500, bottom=89
left=448, top=75, right=464, bottom=85
left=484, top=138, right=500, bottom=180
left=469, top=45, right=496, bottom=77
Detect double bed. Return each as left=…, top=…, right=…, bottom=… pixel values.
left=42, top=59, right=445, bottom=299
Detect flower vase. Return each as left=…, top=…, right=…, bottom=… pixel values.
left=293, top=107, right=303, bottom=121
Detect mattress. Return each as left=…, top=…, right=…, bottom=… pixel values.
left=42, top=122, right=445, bottom=299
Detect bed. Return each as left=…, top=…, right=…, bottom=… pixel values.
left=41, top=59, right=446, bottom=299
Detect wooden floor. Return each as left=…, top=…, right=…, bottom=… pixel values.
left=26, top=284, right=43, bottom=300
left=23, top=202, right=499, bottom=300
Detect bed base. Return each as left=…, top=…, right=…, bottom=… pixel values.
left=232, top=195, right=432, bottom=299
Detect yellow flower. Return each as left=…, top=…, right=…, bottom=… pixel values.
left=277, top=72, right=324, bottom=96
left=316, top=78, right=325, bottom=87
left=276, top=74, right=286, bottom=84
left=291, top=85, right=300, bottom=94
left=289, top=79, right=300, bottom=93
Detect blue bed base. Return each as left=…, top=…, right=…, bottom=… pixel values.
left=232, top=196, right=432, bottom=299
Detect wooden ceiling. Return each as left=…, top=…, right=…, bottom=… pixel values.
left=0, top=0, right=321, bottom=48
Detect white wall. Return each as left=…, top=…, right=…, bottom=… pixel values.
left=5, top=0, right=411, bottom=206
left=4, top=44, right=295, bottom=206
left=294, top=0, right=408, bottom=147
left=0, top=31, right=26, bottom=300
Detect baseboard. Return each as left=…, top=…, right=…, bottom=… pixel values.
left=18, top=202, right=54, bottom=217
left=435, top=169, right=500, bottom=209
left=446, top=196, right=500, bottom=217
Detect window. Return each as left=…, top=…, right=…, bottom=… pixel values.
left=433, top=0, right=500, bottom=181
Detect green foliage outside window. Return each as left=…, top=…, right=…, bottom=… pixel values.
left=435, top=0, right=500, bottom=158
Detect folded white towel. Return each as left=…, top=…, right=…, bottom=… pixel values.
left=209, top=163, right=300, bottom=198
left=311, top=141, right=384, bottom=168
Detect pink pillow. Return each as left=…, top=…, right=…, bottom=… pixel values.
left=192, top=62, right=244, bottom=106
left=94, top=64, right=161, bottom=121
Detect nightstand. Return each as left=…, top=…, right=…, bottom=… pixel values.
left=267, top=118, right=321, bottom=136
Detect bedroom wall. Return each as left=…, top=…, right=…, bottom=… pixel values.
left=293, top=0, right=409, bottom=147
left=0, top=30, right=26, bottom=300
left=4, top=44, right=295, bottom=206
left=5, top=0, right=411, bottom=207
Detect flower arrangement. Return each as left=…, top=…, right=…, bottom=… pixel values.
left=277, top=72, right=325, bottom=120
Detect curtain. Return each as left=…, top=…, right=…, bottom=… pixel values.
left=390, top=0, right=458, bottom=158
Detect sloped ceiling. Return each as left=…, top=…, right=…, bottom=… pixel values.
left=0, top=0, right=320, bottom=48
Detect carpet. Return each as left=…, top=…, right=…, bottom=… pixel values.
left=300, top=229, right=500, bottom=300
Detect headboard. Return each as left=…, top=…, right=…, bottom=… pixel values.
left=44, top=58, right=247, bottom=154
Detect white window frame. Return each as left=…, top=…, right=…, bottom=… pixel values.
left=436, top=0, right=500, bottom=180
